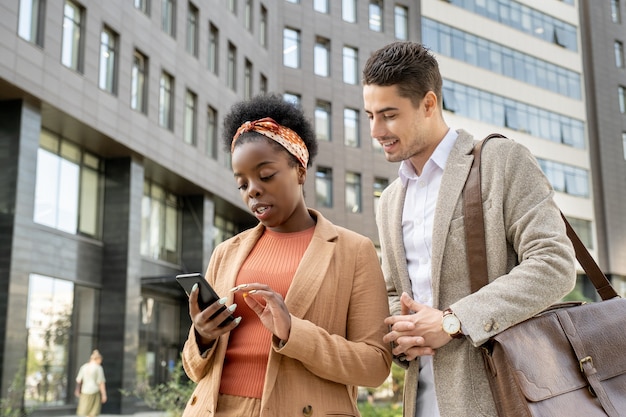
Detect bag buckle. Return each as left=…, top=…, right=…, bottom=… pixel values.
left=579, top=355, right=593, bottom=373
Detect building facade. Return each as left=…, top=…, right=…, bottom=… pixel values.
left=422, top=0, right=608, bottom=299
left=1, top=0, right=621, bottom=416
left=1, top=0, right=409, bottom=414
left=579, top=0, right=626, bottom=297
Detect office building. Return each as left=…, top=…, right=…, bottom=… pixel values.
left=579, top=0, right=626, bottom=297
left=0, top=0, right=408, bottom=414
left=2, top=1, right=621, bottom=416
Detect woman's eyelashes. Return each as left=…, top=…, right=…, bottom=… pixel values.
left=236, top=172, right=277, bottom=191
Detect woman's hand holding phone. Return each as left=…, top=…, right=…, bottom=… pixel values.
left=188, top=282, right=241, bottom=348
left=176, top=273, right=241, bottom=349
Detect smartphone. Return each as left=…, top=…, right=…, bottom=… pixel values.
left=175, top=273, right=234, bottom=327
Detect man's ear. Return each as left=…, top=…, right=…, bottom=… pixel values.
left=423, top=91, right=438, bottom=116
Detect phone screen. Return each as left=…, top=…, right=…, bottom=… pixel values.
left=175, top=273, right=234, bottom=327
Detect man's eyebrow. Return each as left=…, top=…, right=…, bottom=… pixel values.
left=365, top=106, right=399, bottom=115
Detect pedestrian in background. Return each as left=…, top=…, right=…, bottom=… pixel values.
left=75, top=349, right=107, bottom=417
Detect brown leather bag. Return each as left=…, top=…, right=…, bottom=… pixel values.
left=463, top=135, right=626, bottom=417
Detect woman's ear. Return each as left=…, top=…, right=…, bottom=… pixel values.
left=297, top=166, right=307, bottom=185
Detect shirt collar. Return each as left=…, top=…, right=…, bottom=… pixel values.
left=399, top=128, right=458, bottom=186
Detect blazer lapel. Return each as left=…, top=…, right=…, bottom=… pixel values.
left=388, top=182, right=413, bottom=296
left=212, top=224, right=264, bottom=298
left=431, top=130, right=475, bottom=306
left=283, top=210, right=336, bottom=318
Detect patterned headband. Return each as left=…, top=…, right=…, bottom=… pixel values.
left=231, top=117, right=309, bottom=168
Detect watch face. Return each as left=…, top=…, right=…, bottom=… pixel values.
left=442, top=314, right=461, bottom=335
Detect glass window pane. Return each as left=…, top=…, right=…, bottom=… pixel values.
left=283, top=28, right=300, bottom=68
left=34, top=149, right=60, bottom=228
left=342, top=0, right=356, bottom=23
left=62, top=1, right=82, bottom=70
left=394, top=5, right=408, bottom=40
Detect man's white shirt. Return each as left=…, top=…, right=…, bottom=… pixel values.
left=399, top=128, right=458, bottom=417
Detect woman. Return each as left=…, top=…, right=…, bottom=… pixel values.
left=181, top=94, right=392, bottom=416
left=75, top=349, right=107, bottom=417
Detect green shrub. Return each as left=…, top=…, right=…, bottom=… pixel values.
left=358, top=401, right=403, bottom=417
left=121, top=359, right=195, bottom=417
left=0, top=360, right=33, bottom=417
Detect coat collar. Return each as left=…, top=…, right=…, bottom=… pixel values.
left=219, top=208, right=338, bottom=317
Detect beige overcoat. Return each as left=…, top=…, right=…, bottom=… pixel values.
left=376, top=131, right=576, bottom=417
left=182, top=209, right=392, bottom=417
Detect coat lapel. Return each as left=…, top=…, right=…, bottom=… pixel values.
left=431, top=130, right=475, bottom=307
left=212, top=224, right=264, bottom=298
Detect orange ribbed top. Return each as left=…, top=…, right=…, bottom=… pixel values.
left=219, top=226, right=314, bottom=399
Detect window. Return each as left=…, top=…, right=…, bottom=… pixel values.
left=244, top=59, right=253, bottom=99
left=162, top=0, right=176, bottom=37
left=207, top=106, right=218, bottom=159
left=373, top=177, right=388, bottom=213
left=284, top=92, right=300, bottom=106
left=134, top=0, right=150, bottom=15
left=141, top=181, right=181, bottom=263
left=245, top=0, right=252, bottom=32
left=208, top=23, right=218, bottom=74
left=314, top=37, right=330, bottom=77
left=314, top=0, right=328, bottom=14
left=620, top=86, right=626, bottom=114
left=567, top=217, right=593, bottom=249
left=159, top=71, right=174, bottom=130
left=25, top=274, right=99, bottom=408
left=394, top=5, right=408, bottom=40
left=98, top=26, right=118, bottom=94
left=260, top=73, right=268, bottom=94
left=283, top=28, right=300, bottom=68
left=537, top=159, right=589, bottom=197
left=616, top=41, right=624, bottom=68
left=342, top=0, right=356, bottom=23
left=186, top=3, right=198, bottom=56
left=344, top=108, right=359, bottom=147
left=422, top=19, right=581, bottom=99
left=131, top=50, right=148, bottom=114
left=61, top=1, right=84, bottom=71
left=623, top=132, right=626, bottom=160
left=228, top=0, right=237, bottom=13
left=315, top=101, right=331, bottom=142
left=345, top=172, right=362, bottom=213
left=184, top=90, right=197, bottom=145
left=34, top=130, right=103, bottom=237
left=343, top=46, right=358, bottom=84
left=446, top=0, right=578, bottom=51
left=369, top=1, right=383, bottom=32
left=260, top=6, right=268, bottom=47
left=442, top=79, right=585, bottom=149
left=227, top=42, right=237, bottom=91
left=18, top=0, right=45, bottom=46
left=612, top=0, right=621, bottom=23
left=315, top=167, right=333, bottom=208
left=286, top=0, right=299, bottom=3
left=214, top=214, right=238, bottom=246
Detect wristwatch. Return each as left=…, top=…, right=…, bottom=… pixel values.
left=442, top=308, right=464, bottom=339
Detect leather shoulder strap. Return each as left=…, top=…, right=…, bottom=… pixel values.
left=463, top=134, right=504, bottom=293
left=462, top=135, right=618, bottom=300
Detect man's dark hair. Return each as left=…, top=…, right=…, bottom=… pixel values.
left=362, top=41, right=443, bottom=108
left=222, top=94, right=318, bottom=168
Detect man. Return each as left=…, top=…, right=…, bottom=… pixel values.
left=362, top=41, right=576, bottom=417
